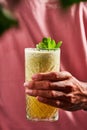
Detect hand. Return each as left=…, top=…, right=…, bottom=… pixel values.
left=24, top=71, right=87, bottom=111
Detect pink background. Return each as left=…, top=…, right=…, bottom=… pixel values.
left=0, top=0, right=87, bottom=130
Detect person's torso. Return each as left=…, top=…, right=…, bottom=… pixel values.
left=0, top=0, right=87, bottom=130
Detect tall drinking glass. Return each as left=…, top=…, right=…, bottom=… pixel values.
left=25, top=48, right=60, bottom=121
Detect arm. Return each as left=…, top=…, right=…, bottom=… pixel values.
left=24, top=71, right=87, bottom=111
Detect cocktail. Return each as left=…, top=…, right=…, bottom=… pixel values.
left=25, top=37, right=62, bottom=121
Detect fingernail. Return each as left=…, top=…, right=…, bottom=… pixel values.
left=24, top=82, right=29, bottom=87
left=32, top=74, right=38, bottom=80
left=27, top=89, right=33, bottom=94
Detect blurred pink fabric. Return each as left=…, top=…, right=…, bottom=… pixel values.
left=0, top=0, right=87, bottom=130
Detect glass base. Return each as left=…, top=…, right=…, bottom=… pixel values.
left=26, top=114, right=59, bottom=122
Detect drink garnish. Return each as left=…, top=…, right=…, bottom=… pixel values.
left=36, top=37, right=62, bottom=50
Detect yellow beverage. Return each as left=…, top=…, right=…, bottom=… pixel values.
left=25, top=48, right=60, bottom=121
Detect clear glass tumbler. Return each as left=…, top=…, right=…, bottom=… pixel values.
left=25, top=48, right=60, bottom=121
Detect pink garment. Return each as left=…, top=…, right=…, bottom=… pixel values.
left=0, top=0, right=87, bottom=130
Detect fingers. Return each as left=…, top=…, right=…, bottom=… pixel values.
left=37, top=96, right=68, bottom=109
left=25, top=83, right=76, bottom=104
left=24, top=80, right=50, bottom=90
left=37, top=96, right=61, bottom=108
left=24, top=71, right=72, bottom=91
left=24, top=71, right=84, bottom=111
left=24, top=80, right=73, bottom=93
left=50, top=81, right=73, bottom=93
left=26, top=88, right=66, bottom=99
left=37, top=96, right=82, bottom=111
left=32, top=71, right=72, bottom=81
left=25, top=87, right=73, bottom=103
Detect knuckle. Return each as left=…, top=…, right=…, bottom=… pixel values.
left=62, top=71, right=72, bottom=78
left=44, top=81, right=51, bottom=89
left=29, top=81, right=35, bottom=88
left=51, top=72, right=58, bottom=78
left=65, top=82, right=74, bottom=92
left=50, top=90, right=56, bottom=98
left=56, top=101, right=63, bottom=108
left=33, top=90, right=38, bottom=96
left=67, top=94, right=75, bottom=103
left=68, top=82, right=73, bottom=87
left=67, top=72, right=72, bottom=77
left=32, top=90, right=36, bottom=95
left=45, top=80, right=50, bottom=86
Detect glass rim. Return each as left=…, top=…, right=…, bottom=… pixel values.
left=25, top=48, right=60, bottom=52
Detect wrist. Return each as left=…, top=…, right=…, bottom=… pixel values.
left=80, top=82, right=87, bottom=110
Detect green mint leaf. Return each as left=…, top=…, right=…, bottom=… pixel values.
left=36, top=37, right=62, bottom=50
left=47, top=37, right=51, bottom=43
left=42, top=37, right=47, bottom=43
left=56, top=41, right=62, bottom=48
left=36, top=42, right=47, bottom=49
left=42, top=37, right=48, bottom=48
left=50, top=39, right=56, bottom=48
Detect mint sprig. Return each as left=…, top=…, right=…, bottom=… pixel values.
left=36, top=37, right=62, bottom=50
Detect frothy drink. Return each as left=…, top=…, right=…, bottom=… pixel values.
left=25, top=48, right=60, bottom=121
